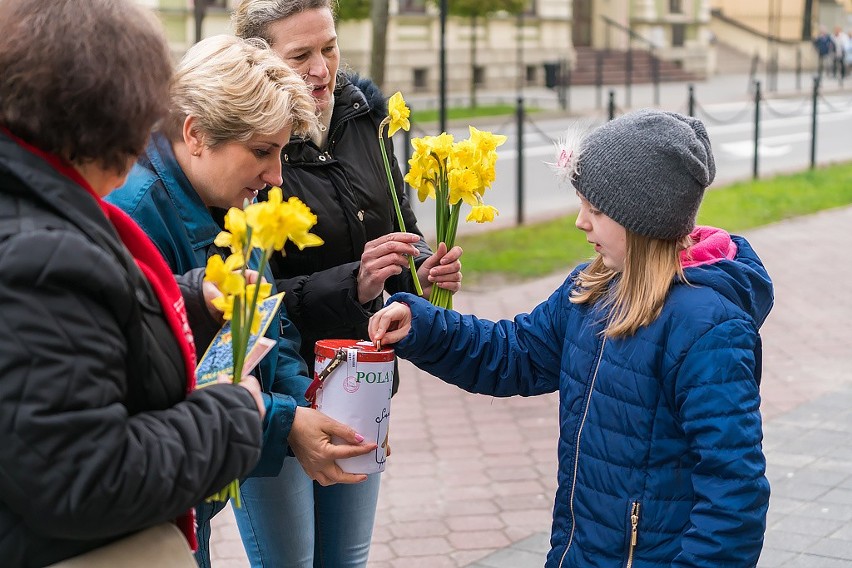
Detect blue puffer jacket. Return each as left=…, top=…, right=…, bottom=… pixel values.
left=107, top=132, right=310, bottom=477
left=388, top=232, right=772, bottom=568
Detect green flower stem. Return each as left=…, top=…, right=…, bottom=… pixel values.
left=378, top=123, right=422, bottom=296
left=231, top=295, right=244, bottom=383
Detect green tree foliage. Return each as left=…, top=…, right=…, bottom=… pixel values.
left=448, top=0, right=525, bottom=19
left=337, top=0, right=371, bottom=20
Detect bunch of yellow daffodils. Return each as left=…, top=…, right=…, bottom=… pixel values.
left=202, top=187, right=322, bottom=505
left=405, top=125, right=505, bottom=308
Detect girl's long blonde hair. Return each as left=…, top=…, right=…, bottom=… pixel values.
left=571, top=231, right=693, bottom=338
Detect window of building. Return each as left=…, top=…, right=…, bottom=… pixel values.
left=526, top=64, right=537, bottom=84
left=672, top=23, right=685, bottom=47
left=669, top=0, right=683, bottom=14
left=413, top=68, right=429, bottom=90
left=473, top=66, right=486, bottom=86
left=399, top=0, right=427, bottom=14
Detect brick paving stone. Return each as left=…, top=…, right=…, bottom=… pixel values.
left=446, top=515, right=505, bottom=532
left=447, top=530, right=512, bottom=550
left=389, top=536, right=453, bottom=557
left=389, top=520, right=450, bottom=539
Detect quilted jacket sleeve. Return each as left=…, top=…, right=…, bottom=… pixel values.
left=386, top=288, right=569, bottom=397
left=0, top=229, right=262, bottom=539
left=277, top=261, right=373, bottom=333
left=671, top=319, right=769, bottom=568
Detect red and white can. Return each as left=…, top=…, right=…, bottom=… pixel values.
left=309, top=339, right=394, bottom=474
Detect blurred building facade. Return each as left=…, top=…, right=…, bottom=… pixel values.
left=140, top=0, right=720, bottom=92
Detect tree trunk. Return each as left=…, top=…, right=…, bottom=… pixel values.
left=194, top=0, right=206, bottom=44
left=370, top=0, right=390, bottom=89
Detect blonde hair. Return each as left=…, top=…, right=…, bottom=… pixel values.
left=164, top=34, right=317, bottom=146
left=571, top=232, right=693, bottom=338
left=232, top=0, right=336, bottom=42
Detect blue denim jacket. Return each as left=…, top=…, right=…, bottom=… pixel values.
left=107, top=132, right=310, bottom=477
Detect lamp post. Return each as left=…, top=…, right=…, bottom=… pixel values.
left=439, top=0, right=448, bottom=134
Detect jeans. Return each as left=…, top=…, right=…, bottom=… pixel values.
left=194, top=498, right=228, bottom=568
left=234, top=457, right=381, bottom=567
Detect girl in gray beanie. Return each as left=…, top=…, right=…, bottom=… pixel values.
left=369, top=109, right=773, bottom=567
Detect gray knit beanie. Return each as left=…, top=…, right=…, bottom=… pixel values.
left=572, top=109, right=715, bottom=240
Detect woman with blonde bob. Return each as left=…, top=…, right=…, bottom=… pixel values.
left=108, top=35, right=377, bottom=568
left=370, top=110, right=773, bottom=568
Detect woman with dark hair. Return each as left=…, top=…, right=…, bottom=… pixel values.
left=0, top=1, right=265, bottom=565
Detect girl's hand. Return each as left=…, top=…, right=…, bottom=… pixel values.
left=417, top=242, right=463, bottom=298
left=368, top=302, right=412, bottom=346
left=287, top=407, right=377, bottom=486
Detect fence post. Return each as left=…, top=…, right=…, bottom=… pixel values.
left=625, top=45, right=633, bottom=108
left=687, top=84, right=695, bottom=117
left=652, top=52, right=660, bottom=106
left=749, top=53, right=759, bottom=93
left=516, top=96, right=525, bottom=226
left=753, top=80, right=761, bottom=180
left=558, top=58, right=568, bottom=111
left=608, top=90, right=616, bottom=121
left=596, top=52, right=604, bottom=109
left=810, top=75, right=820, bottom=169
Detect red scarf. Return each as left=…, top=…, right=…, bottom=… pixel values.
left=5, top=130, right=199, bottom=550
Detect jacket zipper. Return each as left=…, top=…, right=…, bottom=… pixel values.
left=626, top=501, right=640, bottom=568
left=558, top=336, right=607, bottom=568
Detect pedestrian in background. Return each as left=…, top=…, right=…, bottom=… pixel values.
left=229, top=1, right=464, bottom=566
left=832, top=26, right=850, bottom=79
left=106, top=34, right=377, bottom=568
left=371, top=110, right=773, bottom=568
left=814, top=26, right=835, bottom=77
left=0, top=2, right=268, bottom=566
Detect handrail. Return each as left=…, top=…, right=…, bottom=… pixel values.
left=601, top=15, right=656, bottom=50
left=710, top=8, right=799, bottom=46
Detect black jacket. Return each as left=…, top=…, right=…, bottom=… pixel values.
left=267, top=73, right=430, bottom=373
left=0, top=132, right=262, bottom=567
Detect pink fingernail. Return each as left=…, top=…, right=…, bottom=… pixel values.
left=355, top=433, right=365, bottom=443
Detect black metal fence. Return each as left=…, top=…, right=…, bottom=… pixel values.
left=402, top=78, right=852, bottom=227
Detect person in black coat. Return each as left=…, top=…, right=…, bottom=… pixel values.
left=0, top=2, right=267, bottom=566
left=229, top=1, right=464, bottom=566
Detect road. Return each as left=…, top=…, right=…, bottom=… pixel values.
left=397, top=91, right=852, bottom=239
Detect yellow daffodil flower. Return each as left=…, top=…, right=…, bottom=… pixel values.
left=386, top=92, right=411, bottom=137
left=214, top=208, right=248, bottom=253
left=211, top=294, right=235, bottom=321
left=469, top=126, right=507, bottom=154
left=466, top=204, right=500, bottom=223
left=204, top=253, right=246, bottom=297
left=448, top=169, right=480, bottom=206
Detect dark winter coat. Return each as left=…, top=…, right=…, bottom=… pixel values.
left=267, top=73, right=430, bottom=375
left=388, top=232, right=773, bottom=568
left=0, top=132, right=262, bottom=567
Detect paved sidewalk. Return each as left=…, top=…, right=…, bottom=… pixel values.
left=211, top=206, right=852, bottom=567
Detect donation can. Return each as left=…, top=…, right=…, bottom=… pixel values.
left=311, top=339, right=394, bottom=474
